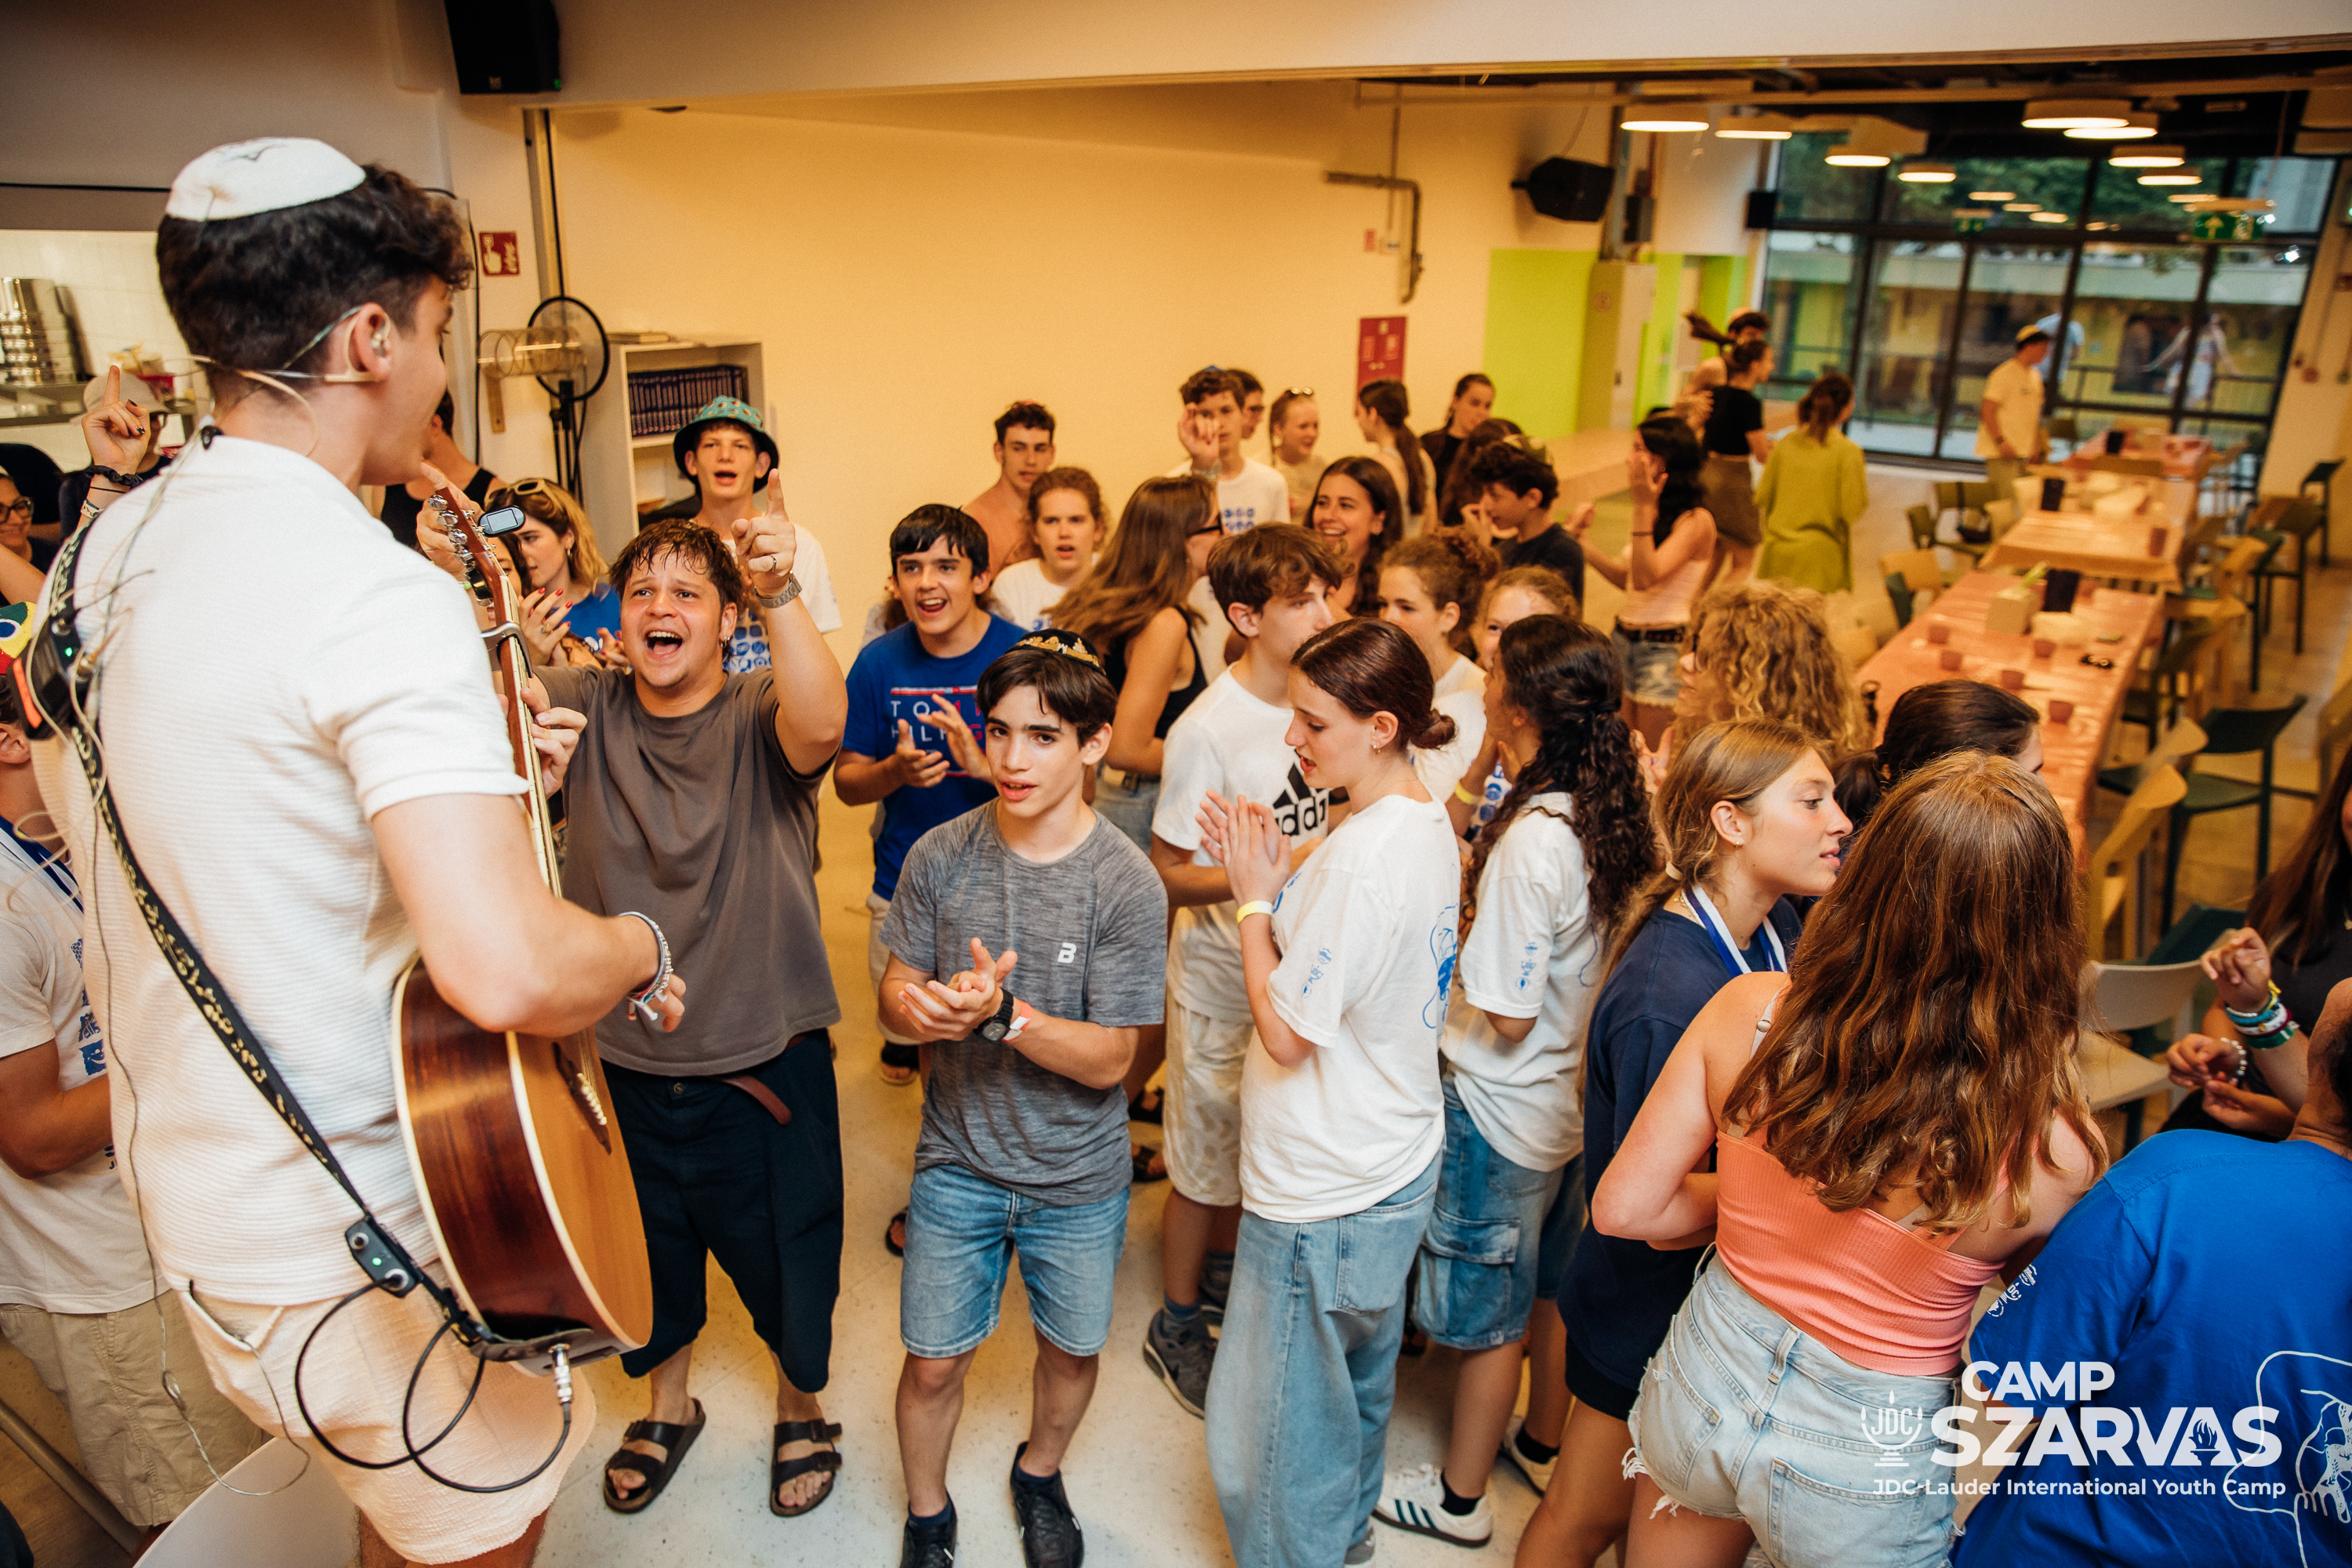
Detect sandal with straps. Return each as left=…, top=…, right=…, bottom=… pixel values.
left=601, top=1398, right=706, bottom=1514
left=771, top=1418, right=844, bottom=1518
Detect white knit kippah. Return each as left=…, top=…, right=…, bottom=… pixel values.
left=165, top=138, right=366, bottom=222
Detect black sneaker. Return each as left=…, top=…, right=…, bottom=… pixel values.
left=1142, top=1305, right=1214, bottom=1417
left=900, top=1504, right=956, bottom=1568
left=1010, top=1444, right=1083, bottom=1568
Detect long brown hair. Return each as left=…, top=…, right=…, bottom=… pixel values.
left=1724, top=753, right=2105, bottom=1230
left=1315, top=456, right=1406, bottom=615
left=1798, top=371, right=1854, bottom=442
left=1602, top=718, right=1817, bottom=982
left=1465, top=616, right=1657, bottom=942
left=2245, top=746, right=2352, bottom=967
left=1050, top=476, right=1209, bottom=653
left=1357, top=378, right=1427, bottom=517
left=1675, top=580, right=1867, bottom=753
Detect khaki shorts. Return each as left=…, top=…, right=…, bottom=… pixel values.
left=866, top=891, right=919, bottom=1047
left=1163, top=997, right=1254, bottom=1208
left=178, top=1282, right=595, bottom=1564
left=0, top=1295, right=265, bottom=1527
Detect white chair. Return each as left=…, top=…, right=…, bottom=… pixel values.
left=140, top=1438, right=357, bottom=1568
left=2080, top=959, right=2206, bottom=1043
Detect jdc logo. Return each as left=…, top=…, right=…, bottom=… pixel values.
left=1858, top=1392, right=1929, bottom=1468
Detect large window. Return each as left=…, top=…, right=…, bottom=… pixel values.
left=1760, top=149, right=2339, bottom=462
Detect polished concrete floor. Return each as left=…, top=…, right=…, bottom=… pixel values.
left=3, top=466, right=2343, bottom=1567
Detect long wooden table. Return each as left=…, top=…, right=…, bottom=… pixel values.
left=1857, top=571, right=2165, bottom=854
left=1981, top=510, right=2183, bottom=592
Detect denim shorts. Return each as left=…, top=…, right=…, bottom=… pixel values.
left=1628, top=1258, right=1962, bottom=1568
left=1534, top=1146, right=1586, bottom=1301
left=1611, top=625, right=1685, bottom=708
left=899, top=1160, right=1129, bottom=1359
left=1411, top=1082, right=1567, bottom=1351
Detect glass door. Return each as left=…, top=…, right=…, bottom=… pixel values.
left=1851, top=240, right=1964, bottom=458
left=1758, top=230, right=1861, bottom=403
left=1935, top=245, right=2074, bottom=460
left=2056, top=244, right=2205, bottom=434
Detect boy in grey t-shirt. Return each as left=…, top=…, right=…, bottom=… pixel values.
left=879, top=630, right=1167, bottom=1568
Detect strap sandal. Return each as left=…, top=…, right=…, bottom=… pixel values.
left=1127, top=1086, right=1164, bottom=1126
left=771, top=1419, right=844, bottom=1518
left=1131, top=1143, right=1167, bottom=1185
left=601, top=1397, right=706, bottom=1514
left=885, top=1209, right=908, bottom=1257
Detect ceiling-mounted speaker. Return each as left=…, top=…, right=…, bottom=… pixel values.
left=444, top=0, right=562, bottom=95
left=1514, top=158, right=1614, bottom=224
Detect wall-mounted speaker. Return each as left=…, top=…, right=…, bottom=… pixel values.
left=1621, top=194, right=1655, bottom=246
left=445, top=0, right=562, bottom=95
left=1513, top=158, right=1614, bottom=224
left=1744, top=191, right=1779, bottom=230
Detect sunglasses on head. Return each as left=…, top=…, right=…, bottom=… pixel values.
left=1283, top=387, right=1314, bottom=397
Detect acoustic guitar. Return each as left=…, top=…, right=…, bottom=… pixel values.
left=390, top=481, right=652, bottom=1369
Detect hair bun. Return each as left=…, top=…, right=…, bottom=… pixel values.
left=1414, top=710, right=1459, bottom=751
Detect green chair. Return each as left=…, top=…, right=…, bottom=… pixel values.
left=2116, top=618, right=2231, bottom=749
left=2141, top=695, right=2310, bottom=931
left=1884, top=572, right=1915, bottom=628
left=1929, top=481, right=1991, bottom=562
left=1905, top=502, right=1939, bottom=554
left=2251, top=499, right=2324, bottom=654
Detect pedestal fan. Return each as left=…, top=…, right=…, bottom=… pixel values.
left=477, top=295, right=610, bottom=495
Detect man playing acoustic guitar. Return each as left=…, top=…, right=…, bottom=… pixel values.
left=34, top=138, right=683, bottom=1568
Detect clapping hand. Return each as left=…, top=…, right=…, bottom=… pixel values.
left=517, top=587, right=572, bottom=664
left=731, top=480, right=798, bottom=600
left=893, top=718, right=950, bottom=789
left=1625, top=443, right=1661, bottom=506
left=924, top=693, right=993, bottom=785
left=1177, top=407, right=1221, bottom=472
left=593, top=630, right=633, bottom=671
left=1199, top=789, right=1287, bottom=906
left=898, top=938, right=1020, bottom=1043
left=1563, top=501, right=1597, bottom=543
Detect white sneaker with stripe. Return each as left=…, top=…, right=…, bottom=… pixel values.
left=1372, top=1463, right=1492, bottom=1548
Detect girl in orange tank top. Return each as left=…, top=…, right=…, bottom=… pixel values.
left=1592, top=751, right=2107, bottom=1568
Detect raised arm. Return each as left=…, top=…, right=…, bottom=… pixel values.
left=375, top=793, right=683, bottom=1038
left=732, top=487, right=846, bottom=775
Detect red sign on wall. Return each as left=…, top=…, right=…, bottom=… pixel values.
left=477, top=230, right=522, bottom=278
left=1357, top=315, right=1406, bottom=387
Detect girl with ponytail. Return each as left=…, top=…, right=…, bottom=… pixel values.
left=1519, top=719, right=1848, bottom=1568
left=1195, top=617, right=1465, bottom=1567
left=1370, top=615, right=1657, bottom=1547
left=1376, top=530, right=1502, bottom=804
left=1355, top=377, right=1436, bottom=535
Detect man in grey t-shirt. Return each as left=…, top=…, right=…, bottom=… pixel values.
left=878, top=630, right=1167, bottom=1568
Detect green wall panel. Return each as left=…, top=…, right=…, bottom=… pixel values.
left=1482, top=248, right=1596, bottom=438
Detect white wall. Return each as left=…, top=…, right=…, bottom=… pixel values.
left=548, top=96, right=1608, bottom=647
left=2261, top=164, right=2352, bottom=496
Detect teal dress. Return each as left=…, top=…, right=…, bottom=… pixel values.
left=1753, top=429, right=1867, bottom=594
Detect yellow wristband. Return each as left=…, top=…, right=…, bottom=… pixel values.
left=1453, top=781, right=1481, bottom=805
left=1236, top=901, right=1276, bottom=923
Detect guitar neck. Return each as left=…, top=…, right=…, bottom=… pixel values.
left=492, top=634, right=564, bottom=896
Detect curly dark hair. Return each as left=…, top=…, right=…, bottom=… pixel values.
left=608, top=517, right=747, bottom=608
left=1463, top=615, right=1658, bottom=943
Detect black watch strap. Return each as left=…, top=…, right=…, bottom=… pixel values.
left=978, top=985, right=1018, bottom=1041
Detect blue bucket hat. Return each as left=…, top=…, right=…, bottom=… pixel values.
left=673, top=396, right=779, bottom=491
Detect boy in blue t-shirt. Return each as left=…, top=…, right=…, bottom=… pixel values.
left=839, top=505, right=1023, bottom=1089
left=1955, top=1007, right=2352, bottom=1568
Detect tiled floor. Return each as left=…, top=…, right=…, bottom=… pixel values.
left=4, top=466, right=2342, bottom=1567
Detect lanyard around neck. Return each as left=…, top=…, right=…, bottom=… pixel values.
left=1686, top=884, right=1784, bottom=979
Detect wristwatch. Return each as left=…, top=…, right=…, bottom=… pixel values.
left=757, top=573, right=804, bottom=610
left=977, top=987, right=1020, bottom=1043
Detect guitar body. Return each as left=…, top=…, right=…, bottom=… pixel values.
left=390, top=480, right=652, bottom=1367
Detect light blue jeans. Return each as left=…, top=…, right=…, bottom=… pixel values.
left=1094, top=768, right=1159, bottom=853
left=1203, top=1154, right=1439, bottom=1568
left=1628, top=1258, right=1961, bottom=1568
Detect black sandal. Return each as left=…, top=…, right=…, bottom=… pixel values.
left=1128, top=1086, right=1164, bottom=1125
left=884, top=1209, right=908, bottom=1257
left=601, top=1398, right=706, bottom=1514
left=771, top=1419, right=844, bottom=1517
left=1131, top=1143, right=1167, bottom=1185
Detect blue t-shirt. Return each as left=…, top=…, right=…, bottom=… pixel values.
left=843, top=615, right=1025, bottom=900
left=1956, top=1131, right=2352, bottom=1568
left=561, top=581, right=620, bottom=644
left=1561, top=898, right=1805, bottom=1391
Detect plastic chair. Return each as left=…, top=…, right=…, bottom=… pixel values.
left=2301, top=457, right=2340, bottom=565
left=1929, top=481, right=1991, bottom=562
left=1984, top=496, right=2018, bottom=538
left=2153, top=695, right=2309, bottom=931
left=2118, top=620, right=2231, bottom=746
left=1878, top=550, right=1948, bottom=628
left=2248, top=497, right=2324, bottom=654
left=2081, top=956, right=2212, bottom=1149
left=141, top=1439, right=357, bottom=1568
left=2085, top=765, right=2187, bottom=960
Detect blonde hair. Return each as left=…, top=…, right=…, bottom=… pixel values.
left=1601, top=718, right=1816, bottom=982
left=1675, top=580, right=1865, bottom=753
left=487, top=478, right=609, bottom=593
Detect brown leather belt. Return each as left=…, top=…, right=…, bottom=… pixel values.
left=720, top=1073, right=793, bottom=1126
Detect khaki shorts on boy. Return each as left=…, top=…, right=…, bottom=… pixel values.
left=179, top=1279, right=594, bottom=1563
left=1162, top=995, right=1253, bottom=1209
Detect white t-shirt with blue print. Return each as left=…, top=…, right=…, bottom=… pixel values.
left=1241, top=793, right=1457, bottom=1223
left=0, top=818, right=153, bottom=1314
left=1443, top=791, right=1599, bottom=1173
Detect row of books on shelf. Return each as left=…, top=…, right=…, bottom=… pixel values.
left=626, top=364, right=749, bottom=438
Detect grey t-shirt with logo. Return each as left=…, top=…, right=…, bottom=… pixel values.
left=882, top=804, right=1168, bottom=1206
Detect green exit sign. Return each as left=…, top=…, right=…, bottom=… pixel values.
left=1954, top=208, right=1991, bottom=234
left=2188, top=211, right=2259, bottom=241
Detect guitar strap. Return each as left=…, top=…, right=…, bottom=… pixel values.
left=27, top=512, right=491, bottom=1346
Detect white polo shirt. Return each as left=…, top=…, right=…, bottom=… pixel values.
left=1976, top=357, right=2045, bottom=459
left=34, top=435, right=525, bottom=1305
